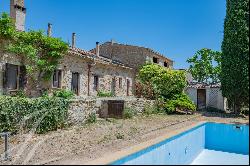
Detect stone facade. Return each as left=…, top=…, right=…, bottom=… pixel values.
left=0, top=46, right=134, bottom=97
left=90, top=42, right=174, bottom=72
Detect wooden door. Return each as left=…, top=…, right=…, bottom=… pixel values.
left=197, top=89, right=206, bottom=110
left=108, top=100, right=124, bottom=118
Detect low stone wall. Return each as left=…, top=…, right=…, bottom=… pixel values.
left=68, top=97, right=155, bottom=125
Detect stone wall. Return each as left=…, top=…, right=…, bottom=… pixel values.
left=67, top=97, right=156, bottom=125
left=97, top=42, right=173, bottom=71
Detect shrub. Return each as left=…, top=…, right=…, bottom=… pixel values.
left=123, top=107, right=136, bottom=119
left=165, top=93, right=196, bottom=114
left=97, top=91, right=114, bottom=97
left=53, top=89, right=74, bottom=99
left=86, top=113, right=97, bottom=124
left=0, top=95, right=70, bottom=134
left=143, top=103, right=159, bottom=115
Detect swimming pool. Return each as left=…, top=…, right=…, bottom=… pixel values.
left=111, top=122, right=249, bottom=165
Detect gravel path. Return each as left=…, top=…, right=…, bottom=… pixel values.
left=0, top=111, right=248, bottom=165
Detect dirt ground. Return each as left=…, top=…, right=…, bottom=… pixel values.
left=0, top=111, right=248, bottom=165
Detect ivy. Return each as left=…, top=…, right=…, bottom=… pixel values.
left=0, top=12, right=68, bottom=83
left=221, top=0, right=249, bottom=113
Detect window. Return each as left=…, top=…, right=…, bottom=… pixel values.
left=119, top=78, right=122, bottom=88
left=153, top=57, right=158, bottom=64
left=127, top=79, right=130, bottom=96
left=164, top=62, right=168, bottom=67
left=71, top=72, right=79, bottom=95
left=93, top=75, right=99, bottom=91
left=52, top=70, right=62, bottom=88
left=4, top=63, right=26, bottom=90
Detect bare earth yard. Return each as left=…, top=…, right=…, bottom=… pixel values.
left=0, top=111, right=248, bottom=165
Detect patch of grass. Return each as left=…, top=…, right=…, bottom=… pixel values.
left=97, top=91, right=114, bottom=97
left=123, top=107, right=136, bottom=119
left=86, top=113, right=97, bottom=124
left=143, top=104, right=159, bottom=116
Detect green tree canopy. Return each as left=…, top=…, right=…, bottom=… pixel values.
left=187, top=48, right=222, bottom=84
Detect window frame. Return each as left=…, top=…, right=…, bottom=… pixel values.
left=5, top=63, right=19, bottom=91
left=71, top=72, right=80, bottom=95
left=52, top=70, right=62, bottom=89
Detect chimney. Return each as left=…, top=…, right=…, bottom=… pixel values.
left=10, top=0, right=26, bottom=31
left=72, top=33, right=76, bottom=48
left=96, top=42, right=100, bottom=57
left=47, top=23, right=52, bottom=37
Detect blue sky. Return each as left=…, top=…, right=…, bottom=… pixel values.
left=0, top=0, right=226, bottom=69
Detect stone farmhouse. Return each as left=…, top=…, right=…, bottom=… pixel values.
left=0, top=0, right=173, bottom=98
left=90, top=41, right=174, bottom=72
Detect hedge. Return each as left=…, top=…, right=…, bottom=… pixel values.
left=0, top=95, right=70, bottom=134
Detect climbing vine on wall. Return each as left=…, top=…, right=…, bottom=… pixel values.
left=0, top=12, right=68, bottom=81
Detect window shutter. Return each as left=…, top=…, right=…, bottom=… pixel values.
left=58, top=70, right=62, bottom=88
left=19, top=65, right=27, bottom=89
left=3, top=63, right=9, bottom=89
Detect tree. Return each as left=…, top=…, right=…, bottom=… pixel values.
left=187, top=48, right=222, bottom=84
left=221, top=0, right=249, bottom=113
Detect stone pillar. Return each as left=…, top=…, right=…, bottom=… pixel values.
left=47, top=23, right=52, bottom=37
left=72, top=33, right=76, bottom=48
left=96, top=42, right=100, bottom=57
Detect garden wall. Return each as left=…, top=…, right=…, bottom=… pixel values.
left=68, top=97, right=155, bottom=125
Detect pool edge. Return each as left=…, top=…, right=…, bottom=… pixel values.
left=85, top=121, right=208, bottom=165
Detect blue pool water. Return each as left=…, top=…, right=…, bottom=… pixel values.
left=111, top=122, right=249, bottom=165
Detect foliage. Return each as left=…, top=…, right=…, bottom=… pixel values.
left=165, top=93, right=196, bottom=114
left=115, top=132, right=125, bottom=139
left=143, top=103, right=160, bottom=115
left=0, top=13, right=68, bottom=95
left=138, top=64, right=196, bottom=114
left=123, top=107, right=136, bottom=119
left=86, top=113, right=97, bottom=124
left=0, top=95, right=70, bottom=134
left=221, top=0, right=249, bottom=113
left=138, top=64, right=187, bottom=99
left=97, top=90, right=114, bottom=97
left=135, top=81, right=156, bottom=100
left=187, top=48, right=222, bottom=84
left=53, top=89, right=74, bottom=99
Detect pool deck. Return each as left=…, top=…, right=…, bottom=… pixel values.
left=84, top=121, right=207, bottom=165
left=191, top=149, right=249, bottom=165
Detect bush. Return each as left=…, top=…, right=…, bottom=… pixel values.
left=97, top=91, right=114, bottom=97
left=86, top=113, right=97, bottom=124
left=123, top=107, right=136, bottom=119
left=53, top=89, right=74, bottom=99
left=0, top=95, right=70, bottom=134
left=165, top=93, right=196, bottom=114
